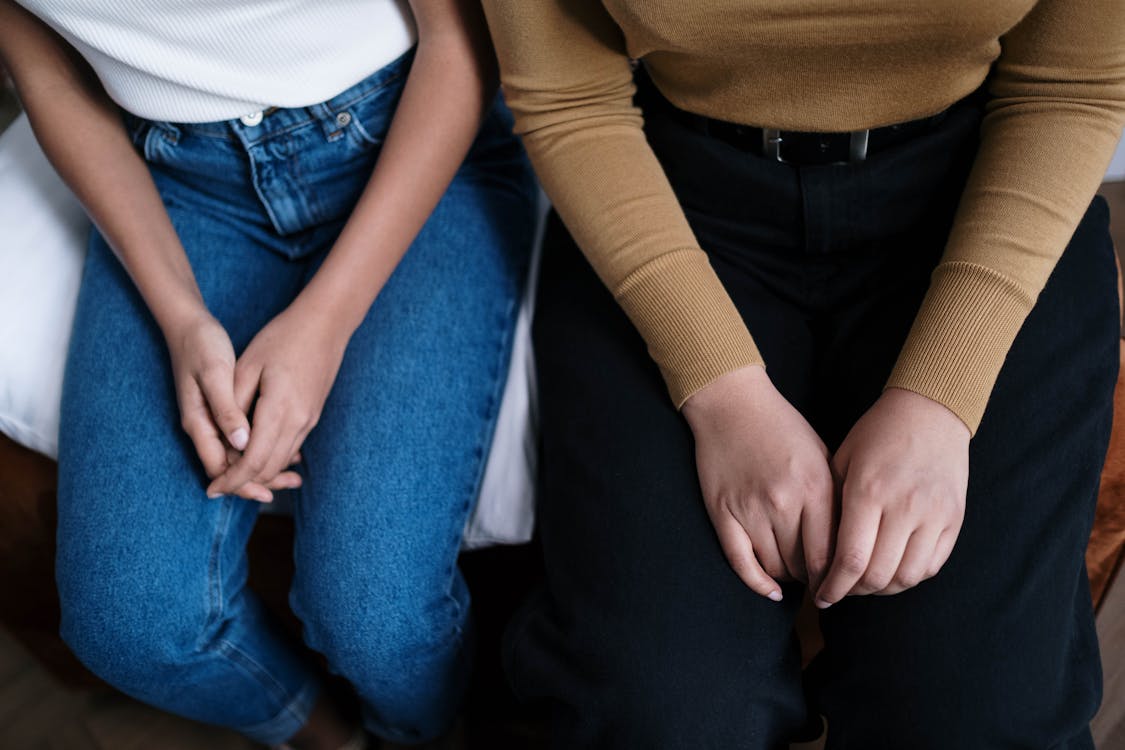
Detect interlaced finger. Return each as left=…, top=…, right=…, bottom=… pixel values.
left=851, top=515, right=911, bottom=596
left=713, top=511, right=783, bottom=601
left=815, top=498, right=881, bottom=608
left=177, top=378, right=229, bottom=481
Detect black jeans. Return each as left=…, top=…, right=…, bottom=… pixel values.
left=512, top=72, right=1120, bottom=749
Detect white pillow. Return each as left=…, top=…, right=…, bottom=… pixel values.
left=0, top=112, right=537, bottom=549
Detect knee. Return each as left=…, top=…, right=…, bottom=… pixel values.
left=302, top=595, right=466, bottom=682
left=58, top=578, right=205, bottom=693
left=509, top=600, right=805, bottom=748
left=815, top=642, right=1100, bottom=749
left=600, top=642, right=802, bottom=747
left=293, top=573, right=470, bottom=739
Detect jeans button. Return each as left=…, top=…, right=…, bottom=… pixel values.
left=240, top=111, right=264, bottom=127
left=335, top=111, right=352, bottom=128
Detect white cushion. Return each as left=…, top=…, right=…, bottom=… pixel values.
left=465, top=197, right=544, bottom=548
left=0, top=112, right=536, bottom=548
left=0, top=114, right=88, bottom=457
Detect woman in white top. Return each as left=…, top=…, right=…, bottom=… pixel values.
left=0, top=2, right=537, bottom=748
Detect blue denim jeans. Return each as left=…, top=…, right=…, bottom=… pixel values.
left=55, top=49, right=537, bottom=745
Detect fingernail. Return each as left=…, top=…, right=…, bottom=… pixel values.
left=768, top=590, right=783, bottom=602
left=230, top=428, right=249, bottom=451
left=815, top=597, right=832, bottom=609
left=206, top=491, right=222, bottom=499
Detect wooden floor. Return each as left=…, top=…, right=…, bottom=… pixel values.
left=0, top=84, right=1124, bottom=748
left=0, top=628, right=257, bottom=750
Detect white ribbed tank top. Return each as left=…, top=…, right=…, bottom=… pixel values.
left=16, top=0, right=417, bottom=122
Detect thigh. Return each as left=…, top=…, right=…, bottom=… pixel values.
left=510, top=211, right=816, bottom=749
left=809, top=197, right=1119, bottom=750
left=57, top=192, right=305, bottom=639
left=290, top=134, right=536, bottom=641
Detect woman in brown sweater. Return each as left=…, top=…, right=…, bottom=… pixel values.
left=481, top=1, right=1125, bottom=747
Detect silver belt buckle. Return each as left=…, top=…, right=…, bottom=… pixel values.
left=761, top=128, right=871, bottom=164
left=848, top=130, right=870, bottom=162
left=762, top=128, right=784, bottom=162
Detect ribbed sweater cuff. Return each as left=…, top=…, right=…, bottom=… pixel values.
left=615, top=249, right=764, bottom=407
left=886, top=261, right=1035, bottom=434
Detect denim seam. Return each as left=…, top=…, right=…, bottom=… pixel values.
left=131, top=73, right=407, bottom=144
left=328, top=68, right=406, bottom=113
left=239, top=137, right=287, bottom=236
left=187, top=128, right=240, bottom=142
left=200, top=498, right=298, bottom=712
left=126, top=47, right=413, bottom=147
left=345, top=113, right=385, bottom=148
left=200, top=498, right=235, bottom=641
left=213, top=636, right=299, bottom=713
left=232, top=676, right=320, bottom=745
left=239, top=117, right=332, bottom=144
left=235, top=69, right=407, bottom=147
left=441, top=289, right=524, bottom=628
left=192, top=500, right=314, bottom=739
left=330, top=76, right=405, bottom=147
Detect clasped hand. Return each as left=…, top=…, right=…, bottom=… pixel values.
left=167, top=307, right=348, bottom=503
left=683, top=366, right=969, bottom=606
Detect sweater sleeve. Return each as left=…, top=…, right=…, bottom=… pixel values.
left=886, top=0, right=1125, bottom=433
left=479, top=0, right=763, bottom=407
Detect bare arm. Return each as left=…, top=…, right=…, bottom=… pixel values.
left=0, top=0, right=203, bottom=334
left=0, top=0, right=288, bottom=501
left=208, top=0, right=505, bottom=495
left=815, top=0, right=1125, bottom=608
left=293, top=0, right=497, bottom=335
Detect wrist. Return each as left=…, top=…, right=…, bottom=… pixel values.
left=289, top=260, right=381, bottom=342
left=283, top=290, right=358, bottom=349
left=682, top=364, right=770, bottom=427
left=153, top=295, right=212, bottom=342
left=881, top=387, right=971, bottom=439
left=129, top=248, right=210, bottom=339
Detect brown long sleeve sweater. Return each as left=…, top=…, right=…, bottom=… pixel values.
left=481, top=0, right=1125, bottom=432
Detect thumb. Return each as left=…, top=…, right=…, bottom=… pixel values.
left=233, top=358, right=262, bottom=421
left=199, top=367, right=251, bottom=451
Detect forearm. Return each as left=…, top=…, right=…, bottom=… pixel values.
left=886, top=0, right=1125, bottom=433
left=0, top=1, right=206, bottom=337
left=482, top=0, right=762, bottom=406
left=291, top=0, right=497, bottom=336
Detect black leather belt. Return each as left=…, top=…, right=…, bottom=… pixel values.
left=636, top=68, right=962, bottom=166
left=698, top=112, right=949, bottom=165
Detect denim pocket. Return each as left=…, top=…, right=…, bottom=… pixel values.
left=338, top=78, right=405, bottom=149
left=326, top=48, right=414, bottom=150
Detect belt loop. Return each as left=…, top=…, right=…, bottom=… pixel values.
left=310, top=103, right=345, bottom=141
left=150, top=121, right=181, bottom=147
